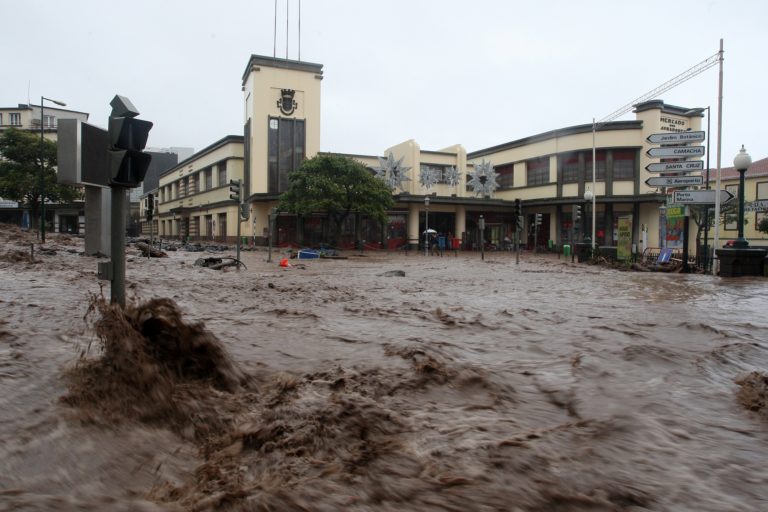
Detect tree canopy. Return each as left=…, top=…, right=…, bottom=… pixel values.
left=279, top=154, right=394, bottom=241
left=0, top=128, right=80, bottom=218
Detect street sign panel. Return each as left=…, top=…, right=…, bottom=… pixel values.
left=646, top=131, right=705, bottom=144
left=645, top=161, right=704, bottom=173
left=745, top=199, right=768, bottom=212
left=672, top=190, right=734, bottom=204
left=645, top=176, right=703, bottom=187
left=647, top=146, right=705, bottom=158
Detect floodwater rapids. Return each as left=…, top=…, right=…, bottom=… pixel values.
left=1, top=225, right=767, bottom=511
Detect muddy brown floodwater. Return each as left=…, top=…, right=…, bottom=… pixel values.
left=1, top=224, right=768, bottom=511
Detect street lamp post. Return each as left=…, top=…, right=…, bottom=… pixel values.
left=732, top=145, right=752, bottom=248
left=39, top=96, right=66, bottom=244
left=424, top=196, right=429, bottom=256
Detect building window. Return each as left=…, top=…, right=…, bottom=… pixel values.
left=0, top=114, right=3, bottom=125
left=191, top=174, right=199, bottom=195
left=217, top=161, right=227, bottom=187
left=526, top=157, right=549, bottom=186
left=724, top=184, right=739, bottom=230
left=268, top=117, right=305, bottom=194
left=613, top=150, right=636, bottom=180
left=585, top=151, right=607, bottom=181
left=204, top=168, right=212, bottom=190
left=44, top=115, right=55, bottom=128
left=756, top=181, right=768, bottom=229
left=9, top=113, right=21, bottom=126
left=495, top=163, right=514, bottom=189
left=560, top=152, right=579, bottom=183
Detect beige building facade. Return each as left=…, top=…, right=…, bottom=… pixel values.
left=151, top=54, right=763, bottom=256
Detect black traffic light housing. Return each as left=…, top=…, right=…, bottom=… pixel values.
left=573, top=205, right=581, bottom=226
left=229, top=179, right=241, bottom=202
left=535, top=213, right=542, bottom=226
left=514, top=198, right=521, bottom=217
left=107, top=95, right=153, bottom=188
left=146, top=193, right=154, bottom=221
left=240, top=203, right=250, bottom=221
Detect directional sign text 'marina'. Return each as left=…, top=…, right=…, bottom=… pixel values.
left=672, top=189, right=734, bottom=204
left=646, top=131, right=705, bottom=144
left=647, top=146, right=705, bottom=158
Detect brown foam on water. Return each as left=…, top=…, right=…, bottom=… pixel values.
left=62, top=296, right=248, bottom=440
left=735, top=371, right=768, bottom=417
left=59, top=297, right=655, bottom=510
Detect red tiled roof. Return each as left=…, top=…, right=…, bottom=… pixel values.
left=705, top=156, right=768, bottom=182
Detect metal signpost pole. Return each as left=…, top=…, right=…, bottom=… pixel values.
left=712, top=39, right=724, bottom=275
left=479, top=215, right=485, bottom=261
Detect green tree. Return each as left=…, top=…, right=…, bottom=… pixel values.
left=690, top=200, right=742, bottom=247
left=0, top=128, right=80, bottom=229
left=279, top=154, right=394, bottom=245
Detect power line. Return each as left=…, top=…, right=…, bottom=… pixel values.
left=598, top=51, right=720, bottom=126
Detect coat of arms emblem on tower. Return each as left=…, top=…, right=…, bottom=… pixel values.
left=277, top=89, right=297, bottom=115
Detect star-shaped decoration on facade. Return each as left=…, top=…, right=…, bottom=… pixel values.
left=467, top=159, right=499, bottom=197
left=419, top=165, right=441, bottom=189
left=373, top=152, right=411, bottom=191
left=444, top=166, right=461, bottom=186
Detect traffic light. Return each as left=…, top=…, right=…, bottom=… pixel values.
left=514, top=198, right=521, bottom=217
left=146, top=193, right=154, bottom=221
left=229, top=179, right=241, bottom=202
left=535, top=213, right=542, bottom=226
left=573, top=205, right=581, bottom=226
left=108, top=115, right=153, bottom=188
left=240, top=203, right=250, bottom=221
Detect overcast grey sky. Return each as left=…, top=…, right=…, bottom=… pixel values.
left=3, top=0, right=766, bottom=164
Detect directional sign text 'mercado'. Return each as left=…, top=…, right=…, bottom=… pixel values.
left=647, top=146, right=705, bottom=158
left=645, top=161, right=704, bottom=173
left=645, top=176, right=704, bottom=187
left=672, top=190, right=734, bottom=204
left=646, top=131, right=706, bottom=144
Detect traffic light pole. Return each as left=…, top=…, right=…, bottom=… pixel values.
left=236, top=203, right=242, bottom=268
left=110, top=186, right=126, bottom=307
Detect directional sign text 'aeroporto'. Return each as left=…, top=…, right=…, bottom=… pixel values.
left=646, top=131, right=706, bottom=144
left=645, top=176, right=704, bottom=187
left=647, top=146, right=706, bottom=158
left=672, top=189, right=734, bottom=205
left=645, top=161, right=704, bottom=173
